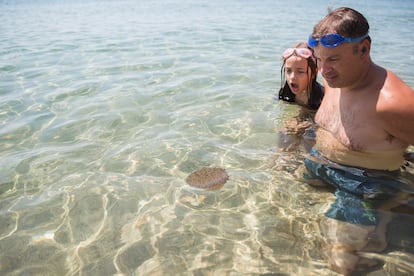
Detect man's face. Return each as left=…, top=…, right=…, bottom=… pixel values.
left=314, top=43, right=360, bottom=89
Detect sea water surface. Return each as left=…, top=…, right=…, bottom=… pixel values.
left=1, top=0, right=414, bottom=275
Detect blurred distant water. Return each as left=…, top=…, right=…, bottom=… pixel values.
left=0, top=0, right=413, bottom=275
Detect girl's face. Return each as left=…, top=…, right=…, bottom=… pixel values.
left=284, top=56, right=312, bottom=95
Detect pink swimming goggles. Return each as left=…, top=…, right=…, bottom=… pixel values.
left=282, top=47, right=314, bottom=61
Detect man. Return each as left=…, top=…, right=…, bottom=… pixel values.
left=308, top=7, right=414, bottom=172
left=304, top=7, right=414, bottom=274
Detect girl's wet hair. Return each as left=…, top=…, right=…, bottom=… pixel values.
left=278, top=42, right=324, bottom=110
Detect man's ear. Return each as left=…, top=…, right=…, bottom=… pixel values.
left=360, top=40, right=370, bottom=56
left=361, top=47, right=367, bottom=55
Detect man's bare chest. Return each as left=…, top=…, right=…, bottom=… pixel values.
left=315, top=98, right=385, bottom=151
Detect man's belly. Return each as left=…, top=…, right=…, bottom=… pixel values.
left=315, top=128, right=406, bottom=171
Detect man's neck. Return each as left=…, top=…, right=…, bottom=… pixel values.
left=342, top=60, right=375, bottom=93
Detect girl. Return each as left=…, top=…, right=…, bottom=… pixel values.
left=279, top=42, right=324, bottom=110
left=277, top=42, right=324, bottom=152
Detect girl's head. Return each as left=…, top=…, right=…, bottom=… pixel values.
left=279, top=42, right=323, bottom=109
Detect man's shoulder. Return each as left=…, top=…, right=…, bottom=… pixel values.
left=379, top=70, right=414, bottom=108
left=383, top=69, right=413, bottom=93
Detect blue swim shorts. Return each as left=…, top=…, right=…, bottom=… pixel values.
left=304, top=149, right=406, bottom=199
left=304, top=149, right=414, bottom=225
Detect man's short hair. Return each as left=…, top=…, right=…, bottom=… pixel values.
left=312, top=7, right=370, bottom=39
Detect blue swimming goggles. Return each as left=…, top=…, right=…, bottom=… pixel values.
left=308, top=33, right=369, bottom=48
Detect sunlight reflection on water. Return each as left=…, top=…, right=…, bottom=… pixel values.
left=0, top=0, right=414, bottom=275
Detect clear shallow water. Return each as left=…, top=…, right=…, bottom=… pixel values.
left=1, top=0, right=414, bottom=275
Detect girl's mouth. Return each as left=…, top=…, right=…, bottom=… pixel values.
left=289, top=83, right=299, bottom=91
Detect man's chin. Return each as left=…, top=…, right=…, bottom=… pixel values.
left=325, top=79, right=339, bottom=88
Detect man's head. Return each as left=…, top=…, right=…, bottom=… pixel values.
left=308, top=7, right=372, bottom=89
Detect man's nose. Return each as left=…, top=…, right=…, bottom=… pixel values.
left=319, top=61, right=328, bottom=74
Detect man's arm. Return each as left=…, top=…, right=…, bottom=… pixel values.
left=378, top=71, right=414, bottom=146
